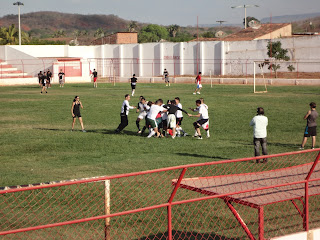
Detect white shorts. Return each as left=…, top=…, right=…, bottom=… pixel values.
left=167, top=114, right=176, bottom=129
left=197, top=84, right=202, bottom=88
left=138, top=112, right=147, bottom=120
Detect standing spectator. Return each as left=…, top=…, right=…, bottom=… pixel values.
left=40, top=72, right=47, bottom=94
left=115, top=94, right=136, bottom=133
left=193, top=72, right=202, bottom=95
left=188, top=99, right=209, bottom=140
left=92, top=69, right=98, bottom=88
left=250, top=107, right=268, bottom=163
left=47, top=69, right=52, bottom=88
left=71, top=96, right=86, bottom=132
left=58, top=69, right=65, bottom=88
left=130, top=74, right=137, bottom=96
left=38, top=71, right=43, bottom=87
left=300, top=102, right=318, bottom=149
left=163, top=69, right=170, bottom=86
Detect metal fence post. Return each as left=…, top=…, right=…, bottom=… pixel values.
left=104, top=180, right=111, bottom=240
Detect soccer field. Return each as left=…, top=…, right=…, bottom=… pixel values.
left=0, top=83, right=318, bottom=187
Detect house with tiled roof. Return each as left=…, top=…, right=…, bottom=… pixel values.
left=189, top=23, right=292, bottom=42
left=221, top=23, right=292, bottom=41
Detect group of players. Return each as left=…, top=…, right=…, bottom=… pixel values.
left=38, top=69, right=66, bottom=94
left=115, top=94, right=210, bottom=140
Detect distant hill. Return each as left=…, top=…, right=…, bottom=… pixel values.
left=260, top=12, right=320, bottom=23
left=0, top=11, right=132, bottom=38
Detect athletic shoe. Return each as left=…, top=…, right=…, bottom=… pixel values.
left=299, top=147, right=304, bottom=150
left=193, top=93, right=196, bottom=95
left=197, top=92, right=201, bottom=94
left=196, top=136, right=203, bottom=140
left=312, top=147, right=315, bottom=149
left=82, top=129, right=86, bottom=132
left=183, top=132, right=188, bottom=137
left=206, top=134, right=210, bottom=138
left=137, top=130, right=142, bottom=134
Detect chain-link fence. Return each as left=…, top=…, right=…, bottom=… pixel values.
left=1, top=149, right=320, bottom=239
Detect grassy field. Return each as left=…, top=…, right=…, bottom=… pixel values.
left=0, top=82, right=318, bottom=187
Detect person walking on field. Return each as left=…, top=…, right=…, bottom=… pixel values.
left=130, top=74, right=137, bottom=96
left=300, top=102, right=318, bottom=149
left=115, top=94, right=136, bottom=133
left=40, top=72, right=48, bottom=94
left=71, top=96, right=86, bottom=132
left=250, top=107, right=268, bottom=163
left=193, top=72, right=202, bottom=95
left=163, top=69, right=170, bottom=86
left=58, top=69, right=65, bottom=88
left=47, top=69, right=52, bottom=88
left=38, top=71, right=43, bottom=87
left=92, top=69, right=98, bottom=88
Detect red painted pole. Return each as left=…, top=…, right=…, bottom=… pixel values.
left=304, top=181, right=309, bottom=231
left=258, top=207, right=264, bottom=240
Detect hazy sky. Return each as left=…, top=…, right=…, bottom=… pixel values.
left=2, top=0, right=320, bottom=26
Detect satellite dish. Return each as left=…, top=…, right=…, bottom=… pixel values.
left=248, top=20, right=261, bottom=29
left=215, top=31, right=225, bottom=38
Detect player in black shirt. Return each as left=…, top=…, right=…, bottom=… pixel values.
left=163, top=69, right=170, bottom=86
left=92, top=69, right=98, bottom=88
left=38, top=71, right=43, bottom=87
left=47, top=69, right=52, bottom=88
left=130, top=74, right=137, bottom=96
left=40, top=72, right=47, bottom=94
left=58, top=69, right=65, bottom=88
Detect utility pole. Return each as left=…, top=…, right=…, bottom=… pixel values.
left=13, top=2, right=24, bottom=45
left=231, top=4, right=259, bottom=29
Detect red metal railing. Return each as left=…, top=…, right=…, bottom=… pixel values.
left=1, top=149, right=320, bottom=239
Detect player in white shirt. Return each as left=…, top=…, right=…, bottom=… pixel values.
left=188, top=99, right=209, bottom=140
left=135, top=96, right=149, bottom=134
left=146, top=99, right=167, bottom=138
left=175, top=97, right=187, bottom=137
left=115, top=94, right=136, bottom=133
left=190, top=98, right=210, bottom=138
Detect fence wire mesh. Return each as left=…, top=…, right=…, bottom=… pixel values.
left=0, top=149, right=320, bottom=239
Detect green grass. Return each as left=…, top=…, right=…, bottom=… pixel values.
left=0, top=83, right=318, bottom=187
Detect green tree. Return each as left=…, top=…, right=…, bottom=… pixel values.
left=201, top=31, right=215, bottom=38
left=53, top=29, right=66, bottom=38
left=128, top=21, right=138, bottom=32
left=138, top=24, right=169, bottom=43
left=167, top=24, right=180, bottom=38
left=265, top=41, right=290, bottom=77
left=94, top=28, right=104, bottom=38
left=243, top=16, right=260, bottom=28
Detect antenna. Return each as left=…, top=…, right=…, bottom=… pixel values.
left=231, top=4, right=259, bottom=29
left=216, top=20, right=226, bottom=27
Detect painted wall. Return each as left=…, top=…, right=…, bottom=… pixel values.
left=1, top=35, right=320, bottom=81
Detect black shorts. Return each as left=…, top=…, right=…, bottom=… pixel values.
left=304, top=126, right=317, bottom=137
left=131, top=84, right=136, bottom=89
left=42, top=82, right=46, bottom=86
left=176, top=117, right=183, bottom=126
left=73, top=113, right=81, bottom=118
left=194, top=119, right=208, bottom=128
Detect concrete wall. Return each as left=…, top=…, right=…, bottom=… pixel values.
left=1, top=35, right=320, bottom=83
left=271, top=227, right=320, bottom=240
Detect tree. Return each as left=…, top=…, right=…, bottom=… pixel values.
left=201, top=31, right=215, bottom=38
left=264, top=41, right=290, bottom=77
left=53, top=29, right=66, bottom=38
left=94, top=28, right=104, bottom=38
left=138, top=24, right=169, bottom=43
left=128, top=21, right=138, bottom=32
left=243, top=16, right=260, bottom=28
left=167, top=24, right=180, bottom=38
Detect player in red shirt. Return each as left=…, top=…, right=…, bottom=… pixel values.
left=193, top=72, right=202, bottom=95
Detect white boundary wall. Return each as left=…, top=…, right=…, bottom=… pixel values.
left=1, top=35, right=320, bottom=83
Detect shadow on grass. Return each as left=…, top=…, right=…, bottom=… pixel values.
left=138, top=230, right=241, bottom=240
left=267, top=142, right=299, bottom=148
left=176, top=152, right=227, bottom=160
